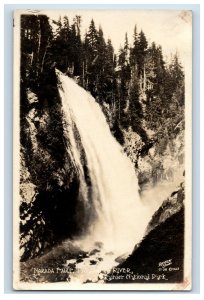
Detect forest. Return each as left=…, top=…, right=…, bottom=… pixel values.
left=20, top=14, right=184, bottom=154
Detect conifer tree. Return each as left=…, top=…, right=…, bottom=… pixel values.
left=130, top=25, right=139, bottom=68
left=84, top=19, right=99, bottom=95
left=137, top=30, right=148, bottom=76
left=117, top=34, right=131, bottom=128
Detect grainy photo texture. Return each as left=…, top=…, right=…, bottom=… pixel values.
left=13, top=10, right=192, bottom=290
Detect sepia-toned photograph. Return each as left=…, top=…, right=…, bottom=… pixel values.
left=13, top=9, right=192, bottom=290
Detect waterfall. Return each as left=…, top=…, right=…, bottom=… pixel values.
left=56, top=70, right=151, bottom=255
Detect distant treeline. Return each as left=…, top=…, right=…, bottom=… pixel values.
left=20, top=14, right=184, bottom=145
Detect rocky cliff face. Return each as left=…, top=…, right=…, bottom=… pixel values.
left=19, top=77, right=90, bottom=261
left=107, top=184, right=185, bottom=283
left=145, top=182, right=184, bottom=235
left=123, top=124, right=184, bottom=191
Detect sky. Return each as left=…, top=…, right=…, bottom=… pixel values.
left=43, top=10, right=192, bottom=69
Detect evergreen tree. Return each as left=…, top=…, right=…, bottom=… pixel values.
left=124, top=32, right=129, bottom=61
left=96, top=26, right=106, bottom=101
left=84, top=19, right=99, bottom=95
left=103, top=39, right=115, bottom=105
left=53, top=16, right=62, bottom=35
left=85, top=19, right=98, bottom=54
left=164, top=53, right=184, bottom=120
left=146, top=43, right=166, bottom=98
left=62, top=16, right=69, bottom=33
left=117, top=34, right=131, bottom=128
left=130, top=25, right=139, bottom=67
left=73, top=15, right=82, bottom=36
left=51, top=15, right=83, bottom=76
left=118, top=33, right=129, bottom=68
left=144, top=43, right=167, bottom=131
left=129, top=26, right=148, bottom=142
left=70, top=17, right=83, bottom=76
left=51, top=16, right=70, bottom=72
left=169, top=53, right=184, bottom=90
left=137, top=30, right=148, bottom=76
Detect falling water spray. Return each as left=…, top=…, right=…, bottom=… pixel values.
left=57, top=70, right=152, bottom=255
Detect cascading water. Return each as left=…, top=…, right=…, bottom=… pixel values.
left=56, top=69, right=151, bottom=255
